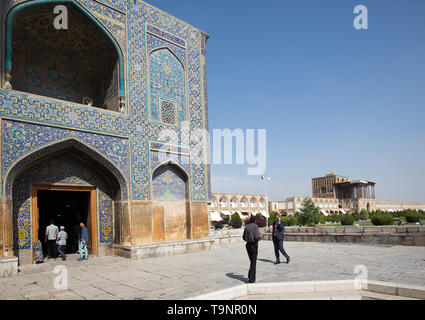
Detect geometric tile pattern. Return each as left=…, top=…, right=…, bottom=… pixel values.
left=149, top=48, right=186, bottom=126
left=1, top=0, right=211, bottom=251
left=13, top=152, right=115, bottom=249
left=76, top=0, right=127, bottom=54
left=1, top=0, right=209, bottom=202
left=152, top=163, right=187, bottom=201
left=1, top=119, right=130, bottom=200
left=147, top=33, right=186, bottom=65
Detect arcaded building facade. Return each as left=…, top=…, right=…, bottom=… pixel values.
left=209, top=193, right=269, bottom=222
left=0, top=0, right=211, bottom=265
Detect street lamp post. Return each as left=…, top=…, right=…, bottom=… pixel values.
left=261, top=176, right=271, bottom=226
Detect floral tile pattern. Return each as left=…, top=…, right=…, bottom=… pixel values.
left=1, top=0, right=210, bottom=250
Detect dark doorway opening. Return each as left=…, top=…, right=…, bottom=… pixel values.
left=37, top=190, right=90, bottom=255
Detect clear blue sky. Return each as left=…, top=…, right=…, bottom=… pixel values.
left=145, top=0, right=425, bottom=202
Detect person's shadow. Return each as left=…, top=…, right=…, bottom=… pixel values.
left=258, top=258, right=275, bottom=264
left=225, top=272, right=248, bottom=283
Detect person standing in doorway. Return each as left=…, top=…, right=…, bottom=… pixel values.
left=78, top=222, right=88, bottom=261
left=57, top=226, right=68, bottom=261
left=73, top=223, right=82, bottom=253
left=45, top=220, right=59, bottom=259
left=272, top=213, right=290, bottom=264
left=242, top=215, right=262, bottom=283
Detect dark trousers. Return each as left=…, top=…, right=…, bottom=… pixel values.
left=246, top=242, right=258, bottom=283
left=272, top=237, right=289, bottom=262
left=47, top=240, right=57, bottom=258
left=57, top=245, right=66, bottom=258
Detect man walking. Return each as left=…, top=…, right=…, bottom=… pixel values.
left=272, top=213, right=290, bottom=264
left=242, top=215, right=262, bottom=283
left=78, top=222, right=89, bottom=261
left=57, top=226, right=68, bottom=261
left=45, top=220, right=59, bottom=259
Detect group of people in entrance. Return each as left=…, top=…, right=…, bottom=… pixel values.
left=45, top=220, right=89, bottom=261
left=242, top=212, right=290, bottom=283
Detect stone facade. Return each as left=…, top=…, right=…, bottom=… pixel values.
left=312, top=173, right=350, bottom=198
left=0, top=0, right=211, bottom=264
left=275, top=196, right=425, bottom=216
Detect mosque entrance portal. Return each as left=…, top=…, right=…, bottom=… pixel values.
left=32, top=184, right=98, bottom=257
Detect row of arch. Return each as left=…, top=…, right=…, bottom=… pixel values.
left=313, top=199, right=339, bottom=209
left=292, top=198, right=340, bottom=209
left=211, top=194, right=267, bottom=209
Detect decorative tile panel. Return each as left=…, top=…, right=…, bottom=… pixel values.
left=152, top=163, right=187, bottom=201
left=2, top=119, right=129, bottom=200
left=148, top=48, right=186, bottom=126
left=1, top=0, right=210, bottom=208
left=13, top=153, right=115, bottom=249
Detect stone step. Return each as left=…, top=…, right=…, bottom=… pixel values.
left=234, top=291, right=419, bottom=300
left=361, top=291, right=418, bottom=300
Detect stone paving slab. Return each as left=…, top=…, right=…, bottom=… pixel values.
left=0, top=241, right=424, bottom=300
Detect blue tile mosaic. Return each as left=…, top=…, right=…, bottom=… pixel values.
left=1, top=0, right=211, bottom=251
left=148, top=48, right=186, bottom=125
left=13, top=152, right=115, bottom=249
left=152, top=163, right=187, bottom=201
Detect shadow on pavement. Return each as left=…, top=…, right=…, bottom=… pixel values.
left=258, top=258, right=275, bottom=264
left=225, top=272, right=248, bottom=283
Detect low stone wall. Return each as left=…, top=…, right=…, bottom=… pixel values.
left=262, top=226, right=425, bottom=246
left=0, top=256, right=18, bottom=278
left=113, top=228, right=257, bottom=260
left=209, top=227, right=269, bottom=244
left=112, top=225, right=425, bottom=261
left=113, top=239, right=215, bottom=259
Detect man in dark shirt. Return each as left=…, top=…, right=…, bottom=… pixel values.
left=243, top=215, right=262, bottom=283
left=272, top=213, right=290, bottom=264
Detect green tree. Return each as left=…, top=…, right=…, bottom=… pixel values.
left=359, top=209, right=369, bottom=220
left=341, top=214, right=355, bottom=225
left=282, top=215, right=298, bottom=226
left=299, top=198, right=320, bottom=226
left=268, top=211, right=279, bottom=226
left=230, top=212, right=242, bottom=229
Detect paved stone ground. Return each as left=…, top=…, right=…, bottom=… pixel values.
left=1, top=241, right=424, bottom=300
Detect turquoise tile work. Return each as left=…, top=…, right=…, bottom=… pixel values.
left=1, top=0, right=210, bottom=249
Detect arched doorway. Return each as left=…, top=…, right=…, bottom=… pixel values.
left=151, top=162, right=189, bottom=242
left=6, top=0, right=124, bottom=111
left=10, top=144, right=122, bottom=264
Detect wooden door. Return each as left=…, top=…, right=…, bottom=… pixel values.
left=31, top=184, right=97, bottom=256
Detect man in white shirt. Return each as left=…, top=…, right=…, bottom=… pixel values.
left=45, top=220, right=59, bottom=259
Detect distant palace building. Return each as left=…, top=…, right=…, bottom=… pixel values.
left=269, top=173, right=425, bottom=215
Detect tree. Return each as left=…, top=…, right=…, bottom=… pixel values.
left=359, top=209, right=369, bottom=220
left=254, top=213, right=267, bottom=228
left=268, top=211, right=279, bottom=226
left=299, top=198, right=320, bottom=226
left=230, top=212, right=242, bottom=229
